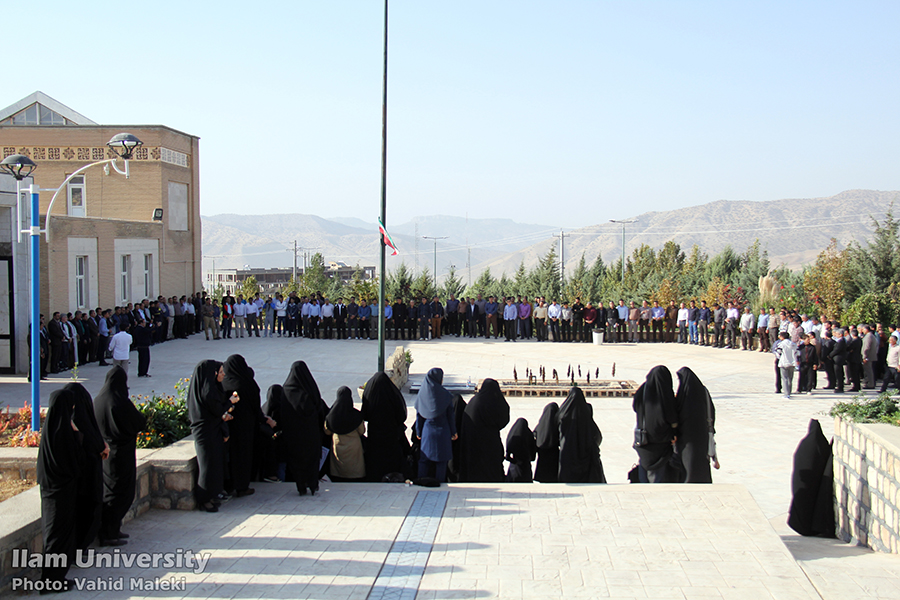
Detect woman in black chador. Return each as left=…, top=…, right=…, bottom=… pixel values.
left=674, top=367, right=719, bottom=483
left=37, top=388, right=84, bottom=587
left=221, top=354, right=271, bottom=497
left=505, top=418, right=537, bottom=482
left=94, top=365, right=147, bottom=543
left=282, top=361, right=326, bottom=495
left=258, top=384, right=285, bottom=482
left=64, top=382, right=107, bottom=550
left=446, top=394, right=467, bottom=483
left=187, top=360, right=229, bottom=512
left=632, top=365, right=679, bottom=483
left=787, top=419, right=835, bottom=537
left=459, top=378, right=510, bottom=482
left=558, top=387, right=606, bottom=483
left=533, top=402, right=560, bottom=483
left=361, top=371, right=409, bottom=481
left=414, top=368, right=457, bottom=482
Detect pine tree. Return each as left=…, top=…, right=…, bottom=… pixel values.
left=387, top=262, right=414, bottom=300
left=442, top=265, right=466, bottom=299
left=465, top=268, right=496, bottom=298
left=303, top=252, right=329, bottom=295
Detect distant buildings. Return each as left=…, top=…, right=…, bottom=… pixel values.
left=0, top=91, right=202, bottom=374
left=204, top=261, right=375, bottom=297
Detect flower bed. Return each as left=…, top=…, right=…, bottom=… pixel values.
left=135, top=378, right=191, bottom=449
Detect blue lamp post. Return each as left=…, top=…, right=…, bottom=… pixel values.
left=0, top=133, right=142, bottom=431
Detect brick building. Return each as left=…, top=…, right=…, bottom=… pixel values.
left=0, top=91, right=202, bottom=374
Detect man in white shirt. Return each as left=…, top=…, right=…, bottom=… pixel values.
left=183, top=300, right=196, bottom=336
left=320, top=299, right=334, bottom=339
left=677, top=303, right=689, bottom=344
left=108, top=324, right=133, bottom=372
left=547, top=300, right=562, bottom=342
left=233, top=295, right=248, bottom=338
left=245, top=297, right=260, bottom=337
left=776, top=331, right=799, bottom=399
left=740, top=307, right=755, bottom=351
left=725, top=302, right=740, bottom=349
left=274, top=294, right=288, bottom=337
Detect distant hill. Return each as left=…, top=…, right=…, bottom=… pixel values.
left=201, top=213, right=559, bottom=275
left=202, top=190, right=897, bottom=282
left=469, top=189, right=897, bottom=278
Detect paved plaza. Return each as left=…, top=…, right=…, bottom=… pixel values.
left=3, top=334, right=900, bottom=598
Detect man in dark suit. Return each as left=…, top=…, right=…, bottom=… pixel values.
left=87, top=310, right=101, bottom=363
left=466, top=297, right=480, bottom=339
left=829, top=329, right=849, bottom=393
left=820, top=329, right=836, bottom=389
left=861, top=324, right=878, bottom=389
left=47, top=312, right=64, bottom=373
left=27, top=315, right=49, bottom=381
left=334, top=298, right=348, bottom=340
left=847, top=328, right=863, bottom=392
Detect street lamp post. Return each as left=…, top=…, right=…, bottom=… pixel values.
left=609, top=219, right=636, bottom=286
left=422, top=236, right=448, bottom=292
left=0, top=133, right=143, bottom=431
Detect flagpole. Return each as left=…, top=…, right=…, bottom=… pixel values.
left=377, top=0, right=389, bottom=373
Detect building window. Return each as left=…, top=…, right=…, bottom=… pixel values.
left=75, top=256, right=88, bottom=309
left=0, top=103, right=69, bottom=126
left=168, top=182, right=189, bottom=231
left=143, top=254, right=153, bottom=298
left=120, top=255, right=131, bottom=303
left=67, top=175, right=85, bottom=217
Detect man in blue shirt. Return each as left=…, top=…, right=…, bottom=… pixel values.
left=651, top=301, right=665, bottom=343
left=485, top=296, right=500, bottom=338
left=446, top=294, right=460, bottom=337
left=503, top=297, right=518, bottom=342
left=368, top=300, right=379, bottom=340
left=417, top=297, right=432, bottom=340
left=357, top=301, right=371, bottom=340
left=698, top=300, right=712, bottom=346
left=688, top=300, right=700, bottom=345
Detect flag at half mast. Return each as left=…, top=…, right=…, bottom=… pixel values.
left=378, top=218, right=399, bottom=256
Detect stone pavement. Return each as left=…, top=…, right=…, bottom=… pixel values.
left=3, top=334, right=900, bottom=598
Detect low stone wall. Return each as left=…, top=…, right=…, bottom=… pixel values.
left=833, top=416, right=900, bottom=553
left=0, top=437, right=197, bottom=591
left=389, top=345, right=410, bottom=390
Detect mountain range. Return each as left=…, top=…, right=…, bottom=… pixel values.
left=202, top=189, right=897, bottom=282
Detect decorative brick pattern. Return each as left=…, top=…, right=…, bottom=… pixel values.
left=834, top=416, right=900, bottom=553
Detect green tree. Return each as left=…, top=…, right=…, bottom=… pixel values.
left=564, top=254, right=591, bottom=303
left=346, top=266, right=378, bottom=304
left=533, top=245, right=561, bottom=299
left=705, top=246, right=741, bottom=282
left=733, top=239, right=770, bottom=302
left=588, top=253, right=608, bottom=302
left=303, top=252, right=329, bottom=295
left=238, top=275, right=260, bottom=299
left=679, top=245, right=708, bottom=298
left=386, top=262, right=415, bottom=300
left=465, top=268, right=496, bottom=298
left=442, top=265, right=466, bottom=299
left=802, top=239, right=848, bottom=321
left=512, top=261, right=534, bottom=298
left=410, top=268, right=435, bottom=301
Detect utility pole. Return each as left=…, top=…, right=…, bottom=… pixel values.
left=292, top=240, right=298, bottom=282
left=559, top=229, right=565, bottom=286
left=422, top=236, right=448, bottom=292
left=609, top=219, right=636, bottom=285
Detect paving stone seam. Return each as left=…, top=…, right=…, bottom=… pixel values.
left=367, top=490, right=449, bottom=600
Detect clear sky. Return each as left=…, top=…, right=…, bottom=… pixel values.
left=4, top=1, right=899, bottom=228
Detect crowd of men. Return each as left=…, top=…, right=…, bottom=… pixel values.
left=32, top=293, right=209, bottom=380
left=33, top=290, right=900, bottom=401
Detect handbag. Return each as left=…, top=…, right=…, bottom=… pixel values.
left=633, top=399, right=649, bottom=447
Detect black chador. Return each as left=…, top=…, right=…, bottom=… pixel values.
left=558, top=387, right=606, bottom=483
left=632, top=365, right=679, bottom=483
left=282, top=361, right=326, bottom=496
left=787, top=419, right=836, bottom=537
left=221, top=354, right=265, bottom=496
left=533, top=402, right=560, bottom=483
left=459, top=378, right=510, bottom=482
left=256, top=384, right=284, bottom=482
left=187, top=360, right=227, bottom=511
left=505, top=418, right=537, bottom=482
left=361, top=371, right=409, bottom=482
left=446, top=395, right=467, bottom=483
left=65, top=382, right=105, bottom=549
left=674, top=367, right=717, bottom=483
left=37, top=389, right=84, bottom=585
left=94, top=366, right=146, bottom=542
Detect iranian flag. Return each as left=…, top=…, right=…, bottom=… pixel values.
left=378, top=218, right=399, bottom=256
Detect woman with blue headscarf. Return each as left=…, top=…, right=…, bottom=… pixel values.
left=414, top=368, right=457, bottom=482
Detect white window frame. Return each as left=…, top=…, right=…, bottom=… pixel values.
left=67, top=175, right=85, bottom=217
left=143, top=254, right=153, bottom=298
left=75, top=256, right=88, bottom=309
left=120, top=254, right=131, bottom=303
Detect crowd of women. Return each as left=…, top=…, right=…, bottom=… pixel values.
left=36, top=367, right=147, bottom=590
left=36, top=356, right=719, bottom=591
